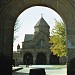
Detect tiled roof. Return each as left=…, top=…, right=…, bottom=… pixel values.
left=24, top=34, right=34, bottom=41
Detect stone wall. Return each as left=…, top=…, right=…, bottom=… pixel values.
left=13, top=50, right=67, bottom=65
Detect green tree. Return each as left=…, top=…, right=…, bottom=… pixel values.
left=50, top=20, right=66, bottom=57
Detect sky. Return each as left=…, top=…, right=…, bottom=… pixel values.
left=13, top=6, right=62, bottom=51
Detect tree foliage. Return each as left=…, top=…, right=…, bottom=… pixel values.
left=13, top=19, right=21, bottom=42
left=50, top=20, right=66, bottom=57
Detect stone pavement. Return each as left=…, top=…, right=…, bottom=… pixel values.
left=12, top=65, right=67, bottom=75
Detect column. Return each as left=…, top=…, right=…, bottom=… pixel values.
left=33, top=53, right=37, bottom=65
left=46, top=53, right=50, bottom=65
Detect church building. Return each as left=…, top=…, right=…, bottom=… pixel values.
left=13, top=16, right=66, bottom=66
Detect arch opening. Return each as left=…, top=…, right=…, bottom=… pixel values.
left=23, top=53, right=33, bottom=65
left=49, top=53, right=59, bottom=65
left=13, top=6, right=67, bottom=66
left=13, top=6, right=64, bottom=51
left=36, top=53, right=46, bottom=65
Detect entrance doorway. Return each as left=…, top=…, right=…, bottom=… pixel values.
left=23, top=53, right=33, bottom=65
left=49, top=53, right=59, bottom=65
left=36, top=53, right=46, bottom=65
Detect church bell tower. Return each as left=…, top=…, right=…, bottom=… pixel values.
left=34, top=16, right=50, bottom=37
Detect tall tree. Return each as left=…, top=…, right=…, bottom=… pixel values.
left=13, top=19, right=21, bottom=42
left=50, top=20, right=66, bottom=57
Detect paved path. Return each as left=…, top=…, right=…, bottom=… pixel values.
left=12, top=65, right=67, bottom=75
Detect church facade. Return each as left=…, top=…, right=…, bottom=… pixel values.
left=13, top=17, right=66, bottom=66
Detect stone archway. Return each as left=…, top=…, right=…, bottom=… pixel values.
left=36, top=53, right=46, bottom=65
left=23, top=53, right=33, bottom=65
left=0, top=0, right=75, bottom=75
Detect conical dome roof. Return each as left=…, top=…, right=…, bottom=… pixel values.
left=34, top=17, right=50, bottom=28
